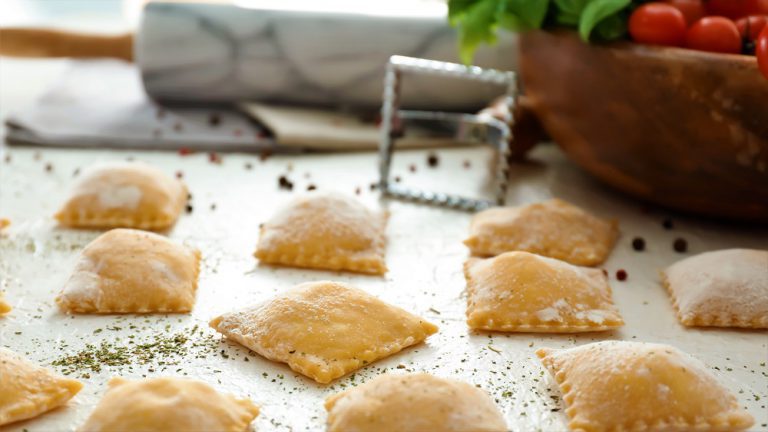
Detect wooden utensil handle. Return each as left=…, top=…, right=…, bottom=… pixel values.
left=0, top=28, right=134, bottom=61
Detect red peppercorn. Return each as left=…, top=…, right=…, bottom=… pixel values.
left=208, top=152, right=221, bottom=164
left=616, top=269, right=628, bottom=281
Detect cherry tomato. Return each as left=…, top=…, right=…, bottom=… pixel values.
left=705, top=0, right=768, bottom=19
left=736, top=15, right=768, bottom=40
left=758, top=26, right=768, bottom=79
left=686, top=17, right=742, bottom=53
left=629, top=3, right=687, bottom=47
left=663, top=0, right=704, bottom=25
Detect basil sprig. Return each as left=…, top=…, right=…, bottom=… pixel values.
left=449, top=0, right=636, bottom=63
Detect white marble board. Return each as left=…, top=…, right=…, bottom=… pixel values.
left=0, top=145, right=766, bottom=432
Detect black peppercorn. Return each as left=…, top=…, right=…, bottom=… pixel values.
left=427, top=152, right=439, bottom=167
left=673, top=238, right=688, bottom=253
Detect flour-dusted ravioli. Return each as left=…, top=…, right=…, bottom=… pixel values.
left=465, top=251, right=623, bottom=332
left=0, top=348, right=83, bottom=426
left=210, top=281, right=437, bottom=384
left=0, top=293, right=10, bottom=315
left=56, top=228, right=200, bottom=314
left=325, top=373, right=506, bottom=432
left=464, top=198, right=618, bottom=266
left=537, top=341, right=754, bottom=432
left=55, top=161, right=187, bottom=230
left=255, top=192, right=387, bottom=275
left=79, top=377, right=259, bottom=432
left=662, top=248, right=768, bottom=328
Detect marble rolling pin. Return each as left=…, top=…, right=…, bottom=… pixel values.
left=0, top=1, right=517, bottom=110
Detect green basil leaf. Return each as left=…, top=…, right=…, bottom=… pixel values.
left=594, top=13, right=627, bottom=40
left=456, top=0, right=503, bottom=64
left=578, top=0, right=631, bottom=41
left=498, top=0, right=550, bottom=31
left=448, top=0, right=481, bottom=24
left=553, top=0, right=589, bottom=25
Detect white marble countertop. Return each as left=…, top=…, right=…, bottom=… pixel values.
left=1, top=141, right=766, bottom=431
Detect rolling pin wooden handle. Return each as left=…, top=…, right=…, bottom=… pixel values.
left=0, top=28, right=134, bottom=61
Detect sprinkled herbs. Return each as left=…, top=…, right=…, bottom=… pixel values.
left=51, top=328, right=221, bottom=378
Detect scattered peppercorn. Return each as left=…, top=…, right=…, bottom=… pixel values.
left=244, top=162, right=253, bottom=170
left=408, top=164, right=417, bottom=173
left=208, top=113, right=221, bottom=126
left=44, top=163, right=53, bottom=172
left=72, top=168, right=80, bottom=177
left=662, top=218, right=674, bottom=229
left=673, top=238, right=688, bottom=253
left=185, top=204, right=193, bottom=213
left=427, top=152, right=439, bottom=167
left=601, top=269, right=608, bottom=277
left=175, top=171, right=183, bottom=179
left=394, top=176, right=401, bottom=183
left=369, top=183, right=377, bottom=191
left=463, top=160, right=471, bottom=168
left=307, top=184, right=317, bottom=191
left=278, top=175, right=294, bottom=190
left=354, top=187, right=361, bottom=195
left=259, top=149, right=272, bottom=161
left=616, top=269, right=628, bottom=281
left=631, top=237, right=645, bottom=251
left=210, top=203, right=216, bottom=210
left=208, top=152, right=221, bottom=164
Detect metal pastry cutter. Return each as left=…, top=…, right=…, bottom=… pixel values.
left=378, top=55, right=517, bottom=211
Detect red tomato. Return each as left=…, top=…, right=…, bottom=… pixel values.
left=629, top=3, right=688, bottom=46
left=663, top=0, right=704, bottom=25
left=758, top=26, right=768, bottom=78
left=736, top=15, right=768, bottom=40
left=705, top=0, right=768, bottom=19
left=686, top=17, right=742, bottom=53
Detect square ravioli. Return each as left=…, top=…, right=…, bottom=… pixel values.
left=0, top=348, right=83, bottom=426
left=464, top=198, right=618, bottom=266
left=210, top=281, right=437, bottom=383
left=56, top=229, right=201, bottom=314
left=537, top=341, right=754, bottom=432
left=662, top=248, right=768, bottom=328
left=55, top=161, right=187, bottom=230
left=255, top=192, right=387, bottom=275
left=464, top=251, right=623, bottom=332
left=325, top=373, right=507, bottom=432
left=79, top=377, right=259, bottom=432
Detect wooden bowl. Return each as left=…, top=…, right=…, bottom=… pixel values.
left=518, top=31, right=768, bottom=222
